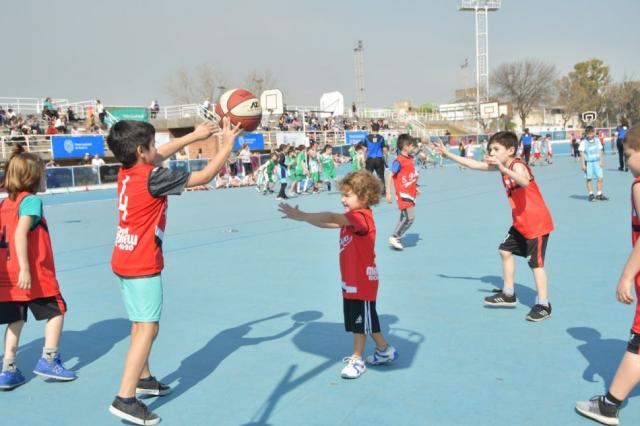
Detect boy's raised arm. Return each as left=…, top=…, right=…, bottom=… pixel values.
left=433, top=141, right=490, bottom=171
left=154, top=122, right=218, bottom=164
left=278, top=203, right=349, bottom=229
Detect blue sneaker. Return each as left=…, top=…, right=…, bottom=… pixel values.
left=33, top=355, right=76, bottom=381
left=0, top=368, right=26, bottom=390
left=365, top=345, right=398, bottom=365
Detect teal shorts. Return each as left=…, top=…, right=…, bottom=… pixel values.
left=119, top=275, right=163, bottom=322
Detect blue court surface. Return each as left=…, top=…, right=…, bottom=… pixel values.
left=4, top=152, right=640, bottom=425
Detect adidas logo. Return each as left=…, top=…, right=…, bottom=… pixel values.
left=355, top=315, right=363, bottom=324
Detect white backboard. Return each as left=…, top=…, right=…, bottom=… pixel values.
left=319, top=91, right=344, bottom=117
left=480, top=102, right=500, bottom=119
left=261, top=89, right=284, bottom=115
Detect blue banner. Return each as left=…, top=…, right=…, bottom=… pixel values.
left=51, top=135, right=105, bottom=159
left=345, top=131, right=368, bottom=145
left=234, top=133, right=265, bottom=151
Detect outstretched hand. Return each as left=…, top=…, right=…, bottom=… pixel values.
left=221, top=116, right=243, bottom=148
left=432, top=141, right=449, bottom=156
left=193, top=122, right=217, bottom=140
left=278, top=202, right=304, bottom=221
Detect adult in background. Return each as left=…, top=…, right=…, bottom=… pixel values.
left=617, top=117, right=630, bottom=171
left=519, top=128, right=533, bottom=164
left=95, top=100, right=106, bottom=125
left=239, top=143, right=253, bottom=178
left=364, top=123, right=388, bottom=193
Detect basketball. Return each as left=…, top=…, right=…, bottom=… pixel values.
left=214, top=88, right=262, bottom=132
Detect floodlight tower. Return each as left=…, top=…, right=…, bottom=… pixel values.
left=459, top=0, right=501, bottom=107
left=353, top=40, right=365, bottom=113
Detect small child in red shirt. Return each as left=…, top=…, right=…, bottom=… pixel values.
left=385, top=134, right=419, bottom=250
left=436, top=131, right=554, bottom=322
left=278, top=170, right=398, bottom=379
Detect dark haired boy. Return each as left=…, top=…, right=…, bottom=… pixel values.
left=386, top=134, right=419, bottom=250
left=579, top=126, right=609, bottom=202
left=106, top=118, right=241, bottom=425
left=364, top=123, right=388, bottom=192
left=435, top=132, right=554, bottom=322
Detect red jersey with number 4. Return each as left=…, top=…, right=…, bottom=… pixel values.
left=339, top=208, right=378, bottom=301
left=501, top=159, right=554, bottom=239
left=0, top=192, right=60, bottom=302
left=111, top=164, right=167, bottom=278
left=392, top=154, right=418, bottom=210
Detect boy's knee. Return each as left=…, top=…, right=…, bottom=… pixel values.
left=499, top=249, right=512, bottom=259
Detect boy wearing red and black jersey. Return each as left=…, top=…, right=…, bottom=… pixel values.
left=576, top=127, right=640, bottom=425
left=385, top=134, right=419, bottom=250
left=106, top=118, right=241, bottom=426
left=436, top=131, right=554, bottom=322
left=279, top=170, right=398, bottom=380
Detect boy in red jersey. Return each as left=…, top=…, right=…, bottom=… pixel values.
left=435, top=131, right=554, bottom=322
left=105, top=118, right=241, bottom=425
left=385, top=134, right=419, bottom=250
left=278, top=170, right=398, bottom=379
left=576, top=127, right=640, bottom=425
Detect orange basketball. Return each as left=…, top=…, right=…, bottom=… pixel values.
left=215, top=89, right=262, bottom=132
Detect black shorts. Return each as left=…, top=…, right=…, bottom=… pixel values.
left=343, top=299, right=380, bottom=335
left=0, top=295, right=67, bottom=324
left=498, top=227, right=549, bottom=268
left=243, top=162, right=253, bottom=174
left=627, top=330, right=640, bottom=354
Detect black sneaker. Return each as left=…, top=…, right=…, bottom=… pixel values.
left=109, top=397, right=160, bottom=425
left=575, top=396, right=620, bottom=425
left=588, top=194, right=596, bottom=202
left=484, top=291, right=517, bottom=307
left=526, top=304, right=552, bottom=322
left=596, top=194, right=609, bottom=201
left=136, top=376, right=171, bottom=396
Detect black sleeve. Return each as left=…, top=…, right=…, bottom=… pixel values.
left=148, top=167, right=191, bottom=197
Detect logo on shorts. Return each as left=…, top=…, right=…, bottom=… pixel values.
left=355, top=315, right=363, bottom=324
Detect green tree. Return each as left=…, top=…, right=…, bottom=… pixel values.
left=560, top=58, right=611, bottom=126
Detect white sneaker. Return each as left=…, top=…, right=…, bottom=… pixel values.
left=389, top=236, right=403, bottom=250
left=365, top=345, right=398, bottom=365
left=340, top=356, right=366, bottom=379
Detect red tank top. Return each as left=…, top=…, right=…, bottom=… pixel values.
left=339, top=209, right=378, bottom=301
left=111, top=164, right=167, bottom=278
left=631, top=177, right=640, bottom=246
left=501, top=159, right=554, bottom=238
left=0, top=192, right=60, bottom=302
left=392, top=154, right=418, bottom=210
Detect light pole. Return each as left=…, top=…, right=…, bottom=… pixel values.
left=353, top=40, right=365, bottom=116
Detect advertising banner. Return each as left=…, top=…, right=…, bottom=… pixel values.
left=51, top=135, right=105, bottom=159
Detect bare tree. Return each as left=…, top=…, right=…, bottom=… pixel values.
left=165, top=63, right=228, bottom=104
left=491, top=60, right=558, bottom=131
left=243, top=70, right=278, bottom=97
left=608, top=76, right=640, bottom=126
left=555, top=76, right=578, bottom=129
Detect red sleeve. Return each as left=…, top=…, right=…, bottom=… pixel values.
left=344, top=210, right=370, bottom=236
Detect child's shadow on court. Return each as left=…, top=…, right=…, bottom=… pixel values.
left=148, top=312, right=303, bottom=411
left=244, top=312, right=425, bottom=426
left=568, top=327, right=640, bottom=401
left=569, top=195, right=590, bottom=201
left=437, top=274, right=537, bottom=308
left=402, top=233, right=421, bottom=248
left=16, top=318, right=130, bottom=380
